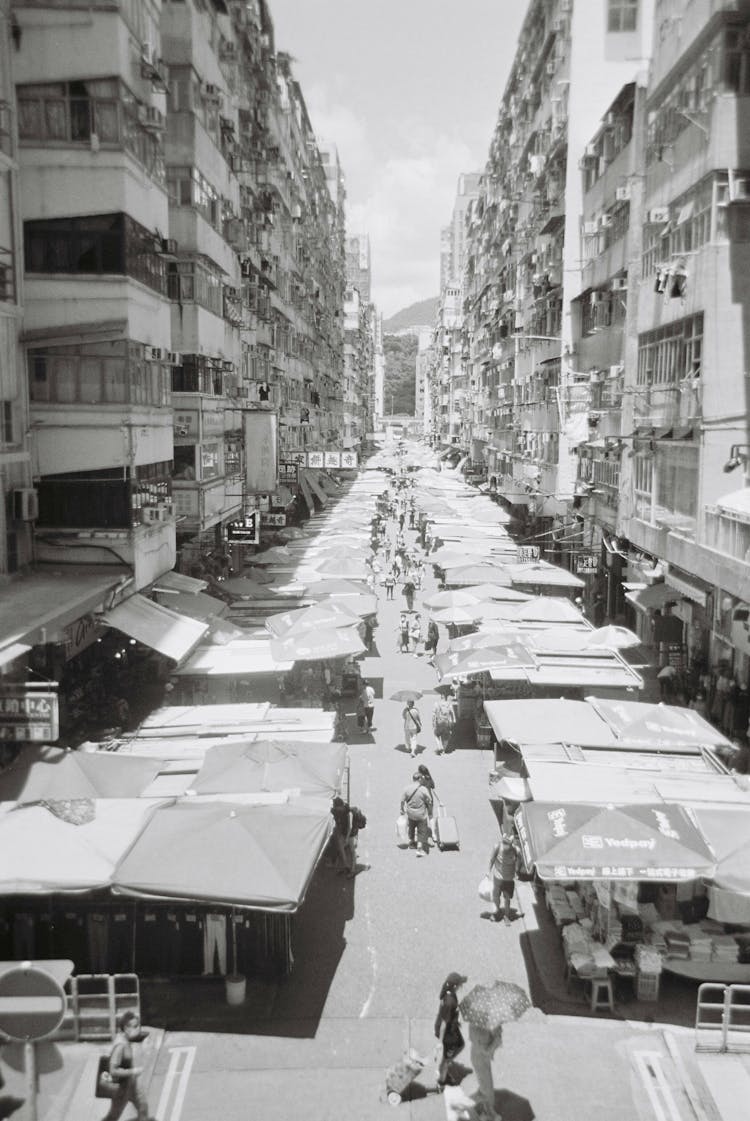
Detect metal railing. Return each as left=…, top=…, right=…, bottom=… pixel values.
left=696, top=983, right=750, bottom=1053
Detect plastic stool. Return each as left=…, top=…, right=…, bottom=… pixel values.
left=590, top=977, right=614, bottom=1013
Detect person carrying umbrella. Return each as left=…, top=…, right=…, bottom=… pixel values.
left=434, top=972, right=467, bottom=1092
left=488, top=830, right=523, bottom=926
left=459, top=980, right=531, bottom=1121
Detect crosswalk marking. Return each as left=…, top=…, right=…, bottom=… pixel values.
left=155, top=1046, right=196, bottom=1121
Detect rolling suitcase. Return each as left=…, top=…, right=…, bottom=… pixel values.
left=433, top=804, right=459, bottom=850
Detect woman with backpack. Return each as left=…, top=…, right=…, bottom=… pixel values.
left=434, top=972, right=467, bottom=1092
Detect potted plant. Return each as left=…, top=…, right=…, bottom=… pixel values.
left=225, top=907, right=246, bottom=1005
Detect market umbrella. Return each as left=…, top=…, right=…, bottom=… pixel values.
left=220, top=575, right=278, bottom=597
left=445, top=565, right=512, bottom=586
left=690, top=808, right=750, bottom=896
left=423, top=589, right=484, bottom=610
left=511, top=597, right=585, bottom=623
left=270, top=625, right=366, bottom=663
left=265, top=601, right=361, bottom=639
left=435, top=644, right=534, bottom=682
left=390, top=689, right=424, bottom=702
left=447, top=630, right=519, bottom=654
left=306, top=579, right=371, bottom=598
left=312, top=556, right=371, bottom=578
left=430, top=605, right=482, bottom=625
left=0, top=745, right=167, bottom=802
left=515, top=801, right=716, bottom=881
left=276, top=527, right=309, bottom=541
left=459, top=981, right=532, bottom=1031
left=584, top=625, right=641, bottom=650
left=112, top=799, right=332, bottom=909
left=188, top=740, right=348, bottom=798
left=246, top=545, right=294, bottom=566
left=464, top=584, right=531, bottom=603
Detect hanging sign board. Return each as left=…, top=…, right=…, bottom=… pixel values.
left=0, top=686, right=59, bottom=743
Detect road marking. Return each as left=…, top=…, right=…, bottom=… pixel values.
left=155, top=1045, right=196, bottom=1121
left=634, top=1050, right=683, bottom=1121
left=359, top=756, right=378, bottom=1019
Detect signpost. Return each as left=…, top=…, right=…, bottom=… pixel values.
left=0, top=960, right=72, bottom=1121
left=226, top=511, right=260, bottom=545
left=576, top=553, right=598, bottom=575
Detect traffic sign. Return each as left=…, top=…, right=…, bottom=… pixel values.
left=0, top=962, right=69, bottom=1042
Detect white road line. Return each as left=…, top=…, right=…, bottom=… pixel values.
left=155, top=1046, right=196, bottom=1121
left=359, top=757, right=378, bottom=1019
left=634, top=1050, right=683, bottom=1121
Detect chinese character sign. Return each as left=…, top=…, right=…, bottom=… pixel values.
left=307, top=451, right=324, bottom=468
left=244, top=412, right=278, bottom=494
left=340, top=452, right=358, bottom=468
left=0, top=689, right=59, bottom=742
left=516, top=545, right=540, bottom=563
left=576, top=554, right=598, bottom=574
left=324, top=452, right=341, bottom=468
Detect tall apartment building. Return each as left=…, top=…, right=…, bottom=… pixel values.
left=0, top=0, right=357, bottom=722
left=414, top=327, right=432, bottom=432
left=346, top=234, right=371, bottom=303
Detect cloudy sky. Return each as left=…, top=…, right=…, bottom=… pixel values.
left=268, top=0, right=529, bottom=317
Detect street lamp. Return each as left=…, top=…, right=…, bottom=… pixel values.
left=722, top=444, right=750, bottom=473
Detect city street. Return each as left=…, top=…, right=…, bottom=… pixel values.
left=4, top=510, right=746, bottom=1121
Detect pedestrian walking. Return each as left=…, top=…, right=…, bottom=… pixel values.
left=361, top=679, right=376, bottom=730
left=400, top=769, right=432, bottom=855
left=409, top=614, right=421, bottom=654
left=468, top=1023, right=504, bottom=1120
left=434, top=972, right=467, bottom=1091
left=402, top=698, right=422, bottom=757
left=488, top=830, right=523, bottom=925
left=330, top=796, right=355, bottom=876
left=99, top=1010, right=152, bottom=1121
left=399, top=510, right=406, bottom=531
left=403, top=578, right=416, bottom=611
left=413, top=557, right=424, bottom=590
left=384, top=571, right=395, bottom=600
left=425, top=618, right=440, bottom=661
left=398, top=613, right=411, bottom=654
left=432, top=695, right=456, bottom=753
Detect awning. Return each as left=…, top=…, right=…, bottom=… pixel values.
left=665, top=567, right=710, bottom=607
left=151, top=571, right=208, bottom=595
left=173, top=639, right=290, bottom=676
left=152, top=590, right=228, bottom=622
left=0, top=565, right=130, bottom=651
left=484, top=699, right=617, bottom=747
left=538, top=213, right=565, bottom=237
left=102, top=594, right=208, bottom=662
left=0, top=642, right=31, bottom=668
left=298, top=471, right=315, bottom=514
left=624, top=582, right=677, bottom=612
left=302, top=469, right=329, bottom=507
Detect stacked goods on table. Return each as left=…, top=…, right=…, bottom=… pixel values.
left=563, top=924, right=616, bottom=978
left=652, top=920, right=745, bottom=964
left=711, top=935, right=739, bottom=964
left=634, top=944, right=663, bottom=1001
left=545, top=884, right=577, bottom=926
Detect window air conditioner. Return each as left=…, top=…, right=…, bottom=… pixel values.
left=582, top=221, right=598, bottom=236
left=165, top=351, right=181, bottom=366
left=12, top=488, right=39, bottom=522
left=599, top=213, right=613, bottom=228
left=647, top=207, right=670, bottom=224
left=611, top=277, right=628, bottom=291
left=145, top=346, right=163, bottom=361
left=615, top=185, right=631, bottom=202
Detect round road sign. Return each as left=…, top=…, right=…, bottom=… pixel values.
left=0, top=965, right=66, bottom=1042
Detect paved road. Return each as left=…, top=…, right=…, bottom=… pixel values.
left=2, top=511, right=746, bottom=1120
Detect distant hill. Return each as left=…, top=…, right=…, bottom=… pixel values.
left=383, top=297, right=439, bottom=335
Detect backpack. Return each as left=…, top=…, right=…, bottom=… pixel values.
left=351, top=806, right=367, bottom=831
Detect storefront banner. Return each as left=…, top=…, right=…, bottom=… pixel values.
left=576, top=553, right=598, bottom=574
left=341, top=451, right=359, bottom=469
left=306, top=452, right=324, bottom=468
left=279, top=460, right=299, bottom=484
left=0, top=686, right=59, bottom=743
left=324, top=452, right=341, bottom=468
left=244, top=412, right=278, bottom=494
left=261, top=513, right=286, bottom=527
left=516, top=546, right=540, bottom=563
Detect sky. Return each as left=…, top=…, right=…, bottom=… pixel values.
left=268, top=0, right=529, bottom=318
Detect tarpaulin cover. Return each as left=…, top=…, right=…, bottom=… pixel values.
left=188, top=740, right=347, bottom=798
left=444, top=565, right=512, bottom=586
left=0, top=799, right=165, bottom=894
left=684, top=808, right=750, bottom=896
left=152, top=571, right=208, bottom=595
left=103, top=594, right=208, bottom=662
left=516, top=801, right=715, bottom=881
left=173, top=638, right=291, bottom=676
left=0, top=745, right=167, bottom=802
left=505, top=562, right=585, bottom=589
left=484, top=699, right=616, bottom=747
left=113, top=799, right=332, bottom=910
left=152, top=590, right=228, bottom=622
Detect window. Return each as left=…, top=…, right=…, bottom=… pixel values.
left=1, top=402, right=12, bottom=444
left=723, top=24, right=750, bottom=96
left=654, top=446, right=698, bottom=537
left=637, top=314, right=703, bottom=387
left=29, top=340, right=170, bottom=407
left=633, top=453, right=653, bottom=522
left=608, top=0, right=638, bottom=32
left=168, top=260, right=223, bottom=315
left=166, top=166, right=221, bottom=230
left=172, top=354, right=224, bottom=395
left=201, top=443, right=221, bottom=480
left=24, top=213, right=167, bottom=294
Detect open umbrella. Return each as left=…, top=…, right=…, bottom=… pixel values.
left=430, top=605, right=482, bottom=625
left=511, top=597, right=584, bottom=623
left=436, top=644, right=533, bottom=682
left=270, top=625, right=366, bottom=663
left=246, top=546, right=293, bottom=566
left=313, top=556, right=370, bottom=578
left=423, top=589, right=483, bottom=611
left=584, top=625, right=641, bottom=650
left=459, top=981, right=532, bottom=1031
left=445, top=565, right=512, bottom=586
left=265, top=601, right=361, bottom=639
left=464, top=584, right=531, bottom=603
left=0, top=745, right=166, bottom=802
left=447, top=631, right=519, bottom=654
left=390, top=689, right=423, bottom=702
left=188, top=740, right=347, bottom=798
left=307, top=579, right=371, bottom=598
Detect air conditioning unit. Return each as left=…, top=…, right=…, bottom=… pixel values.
left=611, top=276, right=628, bottom=291
left=165, top=351, right=181, bottom=366
left=604, top=111, right=616, bottom=127
left=730, top=178, right=750, bottom=201
left=599, top=213, right=613, bottom=228
left=159, top=238, right=178, bottom=257
left=546, top=60, right=556, bottom=76
left=12, top=487, right=39, bottom=522
left=582, top=220, right=599, bottom=236
left=647, top=206, right=670, bottom=224
left=145, top=346, right=163, bottom=361
left=584, top=143, right=597, bottom=158
left=615, top=185, right=631, bottom=202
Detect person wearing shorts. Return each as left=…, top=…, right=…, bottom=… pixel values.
left=488, top=831, right=522, bottom=926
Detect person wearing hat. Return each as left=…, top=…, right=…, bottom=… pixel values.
left=488, top=830, right=523, bottom=925
left=434, top=972, right=467, bottom=1092
left=400, top=769, right=433, bottom=856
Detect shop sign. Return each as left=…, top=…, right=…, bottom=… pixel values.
left=288, top=451, right=307, bottom=467
left=279, top=460, right=299, bottom=484
left=516, top=545, right=540, bottom=563
left=0, top=686, right=59, bottom=742
left=244, top=412, right=278, bottom=493
left=227, top=512, right=260, bottom=545
left=261, top=513, right=286, bottom=527
left=307, top=451, right=324, bottom=468
left=324, top=451, right=341, bottom=468
left=340, top=451, right=358, bottom=469
left=576, top=553, right=598, bottom=574
left=62, top=614, right=101, bottom=661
